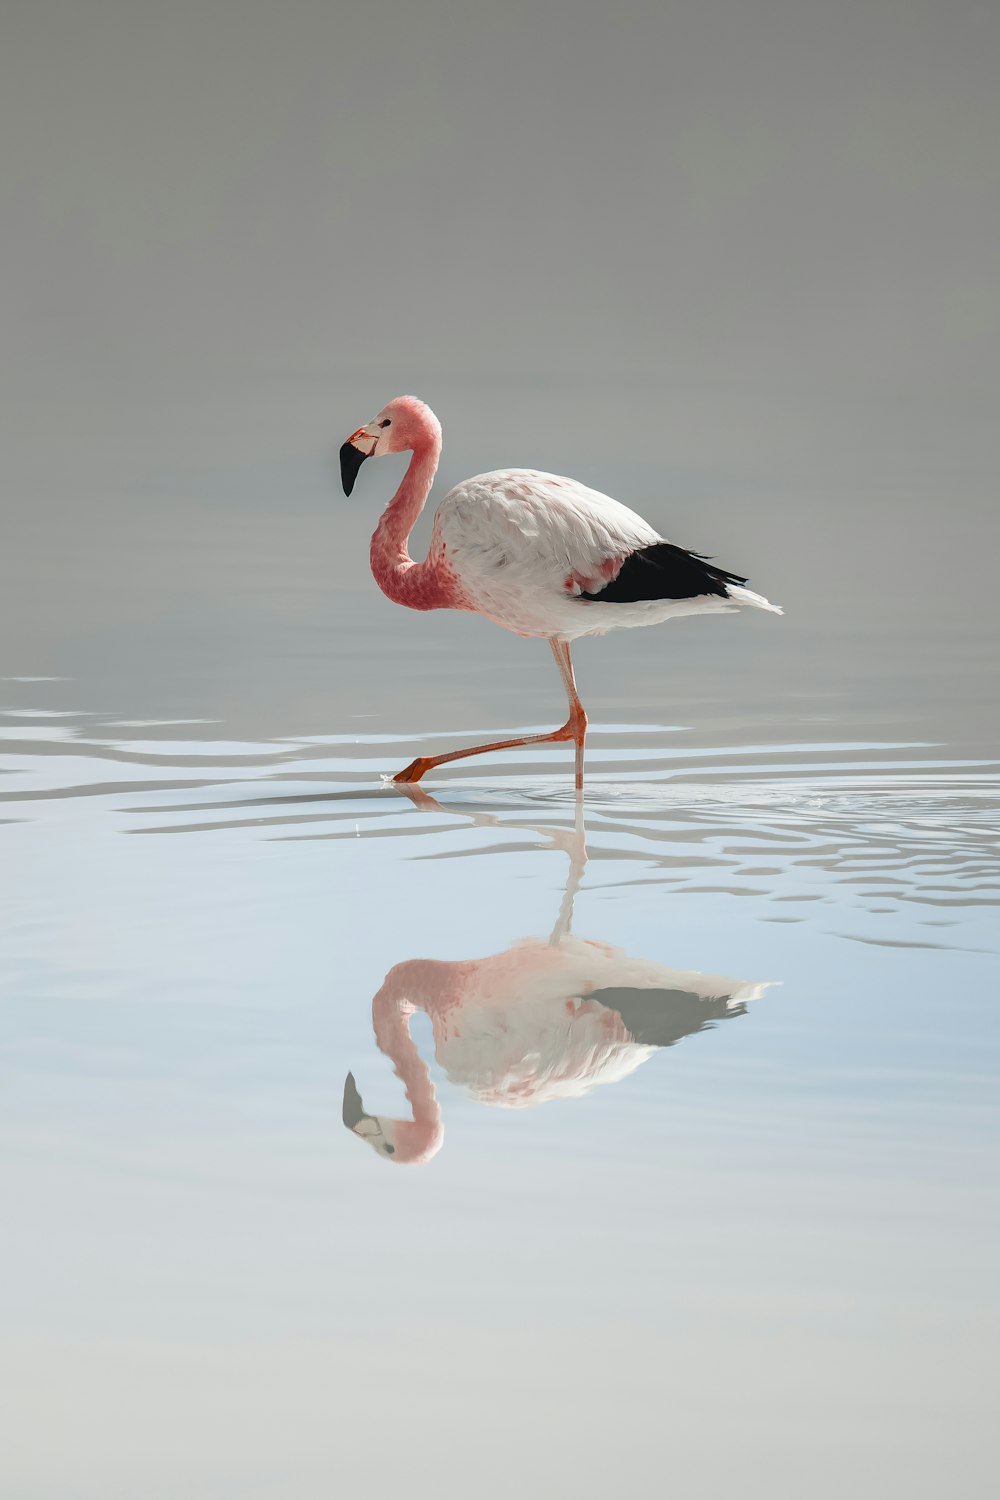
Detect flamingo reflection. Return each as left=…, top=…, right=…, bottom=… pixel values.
left=344, top=791, right=769, bottom=1165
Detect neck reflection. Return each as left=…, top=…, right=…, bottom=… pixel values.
left=344, top=789, right=770, bottom=1166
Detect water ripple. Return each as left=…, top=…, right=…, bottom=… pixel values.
left=3, top=708, right=998, bottom=951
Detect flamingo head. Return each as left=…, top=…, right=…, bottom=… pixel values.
left=342, top=1071, right=443, bottom=1166
left=339, top=396, right=442, bottom=495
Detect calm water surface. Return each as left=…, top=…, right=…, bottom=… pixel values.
left=3, top=554, right=999, bottom=1497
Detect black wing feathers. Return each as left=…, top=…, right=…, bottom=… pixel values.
left=589, top=987, right=748, bottom=1047
left=580, top=541, right=747, bottom=603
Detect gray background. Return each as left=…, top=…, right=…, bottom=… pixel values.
left=3, top=0, right=998, bottom=745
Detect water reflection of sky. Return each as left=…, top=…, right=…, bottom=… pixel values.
left=4, top=685, right=999, bottom=1496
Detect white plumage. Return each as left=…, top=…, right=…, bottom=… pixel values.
left=433, top=469, right=780, bottom=639
left=427, top=935, right=767, bottom=1108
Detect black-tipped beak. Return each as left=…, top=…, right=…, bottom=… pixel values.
left=339, top=442, right=369, bottom=497
left=342, top=1071, right=370, bottom=1130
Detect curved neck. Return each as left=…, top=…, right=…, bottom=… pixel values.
left=370, top=431, right=443, bottom=609
left=372, top=971, right=443, bottom=1161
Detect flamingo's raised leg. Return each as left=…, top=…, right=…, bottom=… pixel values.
left=393, top=638, right=588, bottom=787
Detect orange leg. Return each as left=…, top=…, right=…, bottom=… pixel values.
left=393, top=638, right=588, bottom=787
left=551, top=636, right=588, bottom=792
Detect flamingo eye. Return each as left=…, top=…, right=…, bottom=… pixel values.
left=380, top=419, right=391, bottom=429
left=384, top=1143, right=395, bottom=1154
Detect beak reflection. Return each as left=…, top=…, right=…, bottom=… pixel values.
left=342, top=1070, right=371, bottom=1130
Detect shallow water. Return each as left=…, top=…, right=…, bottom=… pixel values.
left=3, top=610, right=999, bottom=1496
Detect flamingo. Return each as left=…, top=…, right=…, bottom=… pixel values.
left=343, top=791, right=770, bottom=1165
left=339, top=395, right=782, bottom=787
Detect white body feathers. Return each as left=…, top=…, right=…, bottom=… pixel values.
left=428, top=936, right=767, bottom=1108
left=432, top=469, right=781, bottom=640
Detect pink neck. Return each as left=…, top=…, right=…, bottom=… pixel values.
left=372, top=970, right=443, bottom=1161
left=370, top=426, right=457, bottom=611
